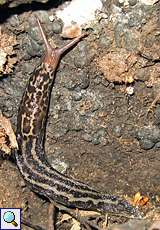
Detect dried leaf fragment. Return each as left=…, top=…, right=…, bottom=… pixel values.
left=59, top=210, right=100, bottom=229
left=133, top=192, right=149, bottom=206
left=0, top=113, right=18, bottom=155
left=78, top=210, right=100, bottom=217
left=0, top=128, right=10, bottom=154
left=59, top=213, right=80, bottom=230
left=60, top=213, right=72, bottom=223
left=0, top=27, right=17, bottom=75
left=71, top=218, right=81, bottom=230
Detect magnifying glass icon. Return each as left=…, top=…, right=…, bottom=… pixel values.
left=3, top=211, right=18, bottom=227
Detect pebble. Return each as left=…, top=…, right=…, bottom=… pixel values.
left=92, top=128, right=106, bottom=145
left=69, top=114, right=84, bottom=131
left=129, top=0, right=137, bottom=6
left=126, top=86, right=134, bottom=95
left=47, top=147, right=68, bottom=174
left=63, top=70, right=90, bottom=91
left=139, top=138, right=155, bottom=150
left=136, top=125, right=160, bottom=150
left=98, top=35, right=113, bottom=49
left=82, top=133, right=92, bottom=142
left=35, top=11, right=50, bottom=24
left=25, top=37, right=42, bottom=58
left=113, top=125, right=122, bottom=138
left=27, top=26, right=40, bottom=42
left=52, top=19, right=63, bottom=34
left=8, top=14, right=20, bottom=27
left=128, top=8, right=145, bottom=27
left=2, top=99, right=14, bottom=118
left=24, top=13, right=53, bottom=59
left=23, top=63, right=35, bottom=74
left=50, top=159, right=68, bottom=174
left=154, top=142, right=160, bottom=149
left=114, top=23, right=127, bottom=48
left=52, top=121, right=69, bottom=138
left=71, top=92, right=83, bottom=101
left=73, top=41, right=93, bottom=68
left=124, top=30, right=139, bottom=50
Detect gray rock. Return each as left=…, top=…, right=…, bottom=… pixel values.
left=113, top=125, right=122, bottom=138
left=92, top=128, right=107, bottom=145
left=124, top=30, right=139, bottom=50
left=98, top=35, right=113, bottom=49
left=114, top=22, right=127, bottom=48
left=35, top=11, right=50, bottom=25
left=71, top=92, right=83, bottom=101
left=8, top=14, right=20, bottom=27
left=136, top=125, right=160, bottom=150
left=23, top=63, right=35, bottom=74
left=25, top=37, right=42, bottom=58
left=63, top=71, right=90, bottom=91
left=139, top=138, right=155, bottom=150
left=74, top=41, right=94, bottom=68
left=52, top=19, right=63, bottom=34
left=129, top=0, right=137, bottom=6
left=128, top=7, right=146, bottom=27
left=154, top=141, right=160, bottom=149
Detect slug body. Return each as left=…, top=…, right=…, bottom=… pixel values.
left=16, top=18, right=140, bottom=217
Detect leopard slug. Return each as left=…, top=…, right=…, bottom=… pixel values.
left=15, top=18, right=141, bottom=217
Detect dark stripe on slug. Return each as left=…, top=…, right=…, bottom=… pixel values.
left=23, top=139, right=99, bottom=194
left=35, top=140, right=98, bottom=192
left=20, top=155, right=133, bottom=214
left=24, top=140, right=139, bottom=217
left=18, top=155, right=100, bottom=202
left=29, top=181, right=78, bottom=209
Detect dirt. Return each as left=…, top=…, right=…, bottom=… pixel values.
left=0, top=0, right=160, bottom=229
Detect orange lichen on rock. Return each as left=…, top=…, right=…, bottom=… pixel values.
left=0, top=27, right=17, bottom=75
left=61, top=24, right=82, bottom=38
left=97, top=49, right=137, bottom=83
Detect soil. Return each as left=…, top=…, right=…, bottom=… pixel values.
left=0, top=0, right=160, bottom=229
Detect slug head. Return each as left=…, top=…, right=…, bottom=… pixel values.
left=36, top=16, right=86, bottom=70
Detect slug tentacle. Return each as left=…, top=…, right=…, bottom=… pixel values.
left=36, top=17, right=53, bottom=54
left=36, top=17, right=86, bottom=69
